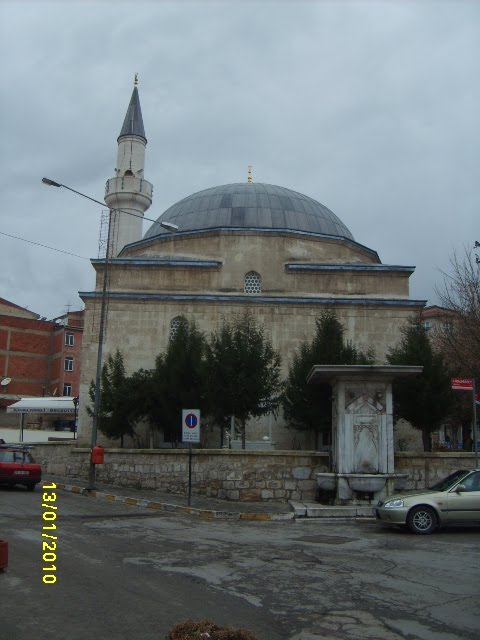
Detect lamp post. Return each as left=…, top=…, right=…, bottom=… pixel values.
left=42, top=178, right=179, bottom=489
left=72, top=396, right=79, bottom=440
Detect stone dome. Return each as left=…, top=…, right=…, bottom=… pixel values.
left=144, top=183, right=354, bottom=240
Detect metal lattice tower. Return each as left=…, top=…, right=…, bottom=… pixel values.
left=90, top=210, right=116, bottom=342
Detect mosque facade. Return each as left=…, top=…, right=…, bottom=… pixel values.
left=77, top=81, right=425, bottom=449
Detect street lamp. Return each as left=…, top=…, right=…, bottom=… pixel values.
left=158, top=221, right=179, bottom=232
left=42, top=178, right=178, bottom=233
left=42, top=177, right=179, bottom=489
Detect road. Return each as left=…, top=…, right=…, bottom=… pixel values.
left=1, top=485, right=479, bottom=640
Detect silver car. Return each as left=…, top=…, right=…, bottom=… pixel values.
left=376, top=468, right=480, bottom=534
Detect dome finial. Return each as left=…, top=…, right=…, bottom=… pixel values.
left=247, top=165, right=252, bottom=184
left=134, top=73, right=138, bottom=87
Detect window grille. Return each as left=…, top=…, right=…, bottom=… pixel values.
left=244, top=271, right=262, bottom=295
left=170, top=316, right=187, bottom=339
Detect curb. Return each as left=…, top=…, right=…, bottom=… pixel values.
left=46, top=481, right=295, bottom=522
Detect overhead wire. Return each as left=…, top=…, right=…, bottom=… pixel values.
left=0, top=230, right=90, bottom=260
left=2, top=180, right=173, bottom=262
left=48, top=182, right=162, bottom=225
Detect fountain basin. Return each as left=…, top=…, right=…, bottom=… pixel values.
left=315, top=473, right=337, bottom=491
left=345, top=474, right=388, bottom=493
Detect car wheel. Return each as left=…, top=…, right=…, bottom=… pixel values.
left=407, top=505, right=437, bottom=534
left=27, top=483, right=36, bottom=491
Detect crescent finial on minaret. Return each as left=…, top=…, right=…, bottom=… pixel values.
left=134, top=73, right=138, bottom=87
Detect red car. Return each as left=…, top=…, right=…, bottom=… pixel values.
left=0, top=446, right=42, bottom=491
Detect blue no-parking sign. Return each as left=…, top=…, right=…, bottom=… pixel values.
left=182, top=409, right=200, bottom=443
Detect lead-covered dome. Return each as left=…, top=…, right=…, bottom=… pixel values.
left=144, top=183, right=354, bottom=240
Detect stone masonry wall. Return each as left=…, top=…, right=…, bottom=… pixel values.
left=395, top=452, right=477, bottom=491
left=31, top=444, right=478, bottom=502
left=32, top=444, right=329, bottom=502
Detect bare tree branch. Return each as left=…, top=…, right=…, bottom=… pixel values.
left=434, top=246, right=480, bottom=377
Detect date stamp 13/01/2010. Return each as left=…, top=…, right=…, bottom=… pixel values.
left=41, top=482, right=58, bottom=585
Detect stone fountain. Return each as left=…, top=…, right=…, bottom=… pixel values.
left=307, top=365, right=421, bottom=505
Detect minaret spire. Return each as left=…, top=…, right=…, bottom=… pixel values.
left=118, top=75, right=146, bottom=142
left=104, top=79, right=153, bottom=256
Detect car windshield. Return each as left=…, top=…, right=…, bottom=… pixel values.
left=429, top=470, right=470, bottom=491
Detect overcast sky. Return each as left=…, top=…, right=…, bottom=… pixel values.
left=1, top=0, right=478, bottom=319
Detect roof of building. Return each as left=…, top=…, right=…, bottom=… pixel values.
left=118, top=86, right=146, bottom=142
left=0, top=297, right=39, bottom=319
left=0, top=297, right=31, bottom=311
left=144, top=182, right=354, bottom=240
left=421, top=305, right=456, bottom=318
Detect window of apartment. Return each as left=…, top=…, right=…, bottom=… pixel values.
left=422, top=320, right=431, bottom=332
left=63, top=383, right=72, bottom=397
left=64, top=357, right=74, bottom=372
left=65, top=332, right=74, bottom=347
left=244, top=271, right=262, bottom=295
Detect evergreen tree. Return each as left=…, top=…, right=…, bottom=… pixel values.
left=143, top=319, right=207, bottom=443
left=387, top=317, right=453, bottom=451
left=283, top=311, right=374, bottom=449
left=205, top=311, right=282, bottom=449
left=88, top=350, right=136, bottom=447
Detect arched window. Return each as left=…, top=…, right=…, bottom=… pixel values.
left=170, top=316, right=187, bottom=339
left=124, top=169, right=134, bottom=176
left=244, top=271, right=262, bottom=295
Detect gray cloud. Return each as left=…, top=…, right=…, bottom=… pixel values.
left=1, top=0, right=478, bottom=317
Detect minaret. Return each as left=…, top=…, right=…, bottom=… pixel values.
left=104, top=75, right=153, bottom=256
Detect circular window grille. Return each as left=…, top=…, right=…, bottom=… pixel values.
left=244, top=271, right=262, bottom=295
left=170, top=316, right=187, bottom=339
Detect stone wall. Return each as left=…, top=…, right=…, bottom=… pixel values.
left=395, top=452, right=477, bottom=490
left=31, top=442, right=77, bottom=476
left=31, top=444, right=478, bottom=502
left=31, top=444, right=329, bottom=502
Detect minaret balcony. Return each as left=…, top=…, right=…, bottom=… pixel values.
left=105, top=176, right=153, bottom=211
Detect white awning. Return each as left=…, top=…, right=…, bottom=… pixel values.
left=6, top=397, right=76, bottom=414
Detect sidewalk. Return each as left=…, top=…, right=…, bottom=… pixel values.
left=42, top=474, right=295, bottom=521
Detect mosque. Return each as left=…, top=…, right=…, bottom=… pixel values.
left=77, top=80, right=425, bottom=449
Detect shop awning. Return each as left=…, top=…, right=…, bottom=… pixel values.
left=6, top=397, right=76, bottom=414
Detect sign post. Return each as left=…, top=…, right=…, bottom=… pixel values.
left=20, top=413, right=25, bottom=443
left=451, top=378, right=478, bottom=467
left=473, top=380, right=478, bottom=468
left=182, top=409, right=200, bottom=506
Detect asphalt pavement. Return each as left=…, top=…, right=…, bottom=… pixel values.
left=1, top=483, right=479, bottom=640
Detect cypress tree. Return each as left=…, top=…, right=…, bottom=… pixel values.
left=283, top=311, right=374, bottom=449
left=387, top=317, right=453, bottom=451
left=205, top=311, right=282, bottom=449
